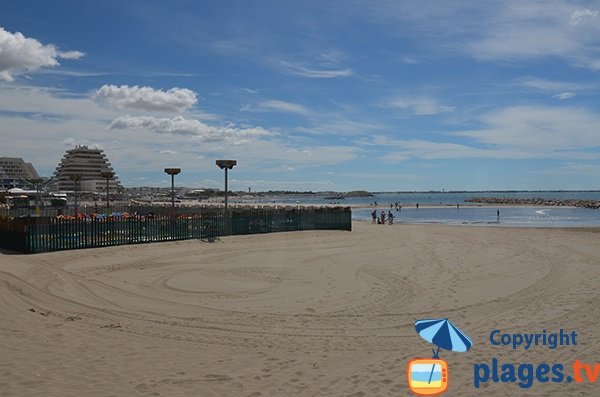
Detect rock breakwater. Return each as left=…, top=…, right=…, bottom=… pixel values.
left=464, top=197, right=600, bottom=209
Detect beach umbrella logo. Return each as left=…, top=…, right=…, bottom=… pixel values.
left=407, top=318, right=472, bottom=396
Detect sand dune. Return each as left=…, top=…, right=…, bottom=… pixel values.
left=1, top=222, right=600, bottom=396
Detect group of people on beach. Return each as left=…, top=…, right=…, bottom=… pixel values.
left=371, top=209, right=395, bottom=225
left=371, top=201, right=412, bottom=225
left=370, top=202, right=501, bottom=224
left=371, top=202, right=411, bottom=225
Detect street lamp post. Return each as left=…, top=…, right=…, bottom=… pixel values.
left=215, top=160, right=237, bottom=210
left=164, top=168, right=181, bottom=218
left=100, top=171, right=114, bottom=215
left=30, top=178, right=44, bottom=216
left=216, top=160, right=237, bottom=236
left=69, top=174, right=81, bottom=216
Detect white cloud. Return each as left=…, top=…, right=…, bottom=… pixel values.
left=0, top=27, right=83, bottom=81
left=463, top=3, right=600, bottom=70
left=381, top=139, right=598, bottom=163
left=399, top=56, right=419, bottom=64
left=0, top=85, right=117, bottom=120
left=317, top=50, right=348, bottom=66
left=364, top=2, right=600, bottom=70
left=63, top=137, right=77, bottom=146
left=38, top=69, right=109, bottom=77
left=467, top=26, right=573, bottom=61
left=373, top=104, right=600, bottom=163
left=458, top=106, right=600, bottom=150
left=381, top=140, right=523, bottom=162
left=62, top=137, right=104, bottom=150
left=569, top=9, right=598, bottom=25
left=0, top=84, right=359, bottom=184
left=194, top=140, right=358, bottom=169
left=553, top=92, right=576, bottom=100
left=94, top=84, right=198, bottom=112
left=109, top=115, right=274, bottom=143
left=1, top=109, right=359, bottom=181
left=250, top=99, right=309, bottom=114
left=297, top=118, right=382, bottom=136
left=517, top=77, right=586, bottom=92
left=275, top=60, right=352, bottom=78
left=57, top=50, right=85, bottom=60
left=389, top=97, right=454, bottom=116
left=158, top=149, right=177, bottom=155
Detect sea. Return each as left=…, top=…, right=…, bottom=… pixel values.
left=257, top=191, right=600, bottom=228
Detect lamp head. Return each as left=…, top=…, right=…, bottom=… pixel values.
left=216, top=160, right=237, bottom=169
left=164, top=168, right=181, bottom=175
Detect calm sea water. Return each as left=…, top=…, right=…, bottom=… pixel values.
left=263, top=191, right=600, bottom=206
left=354, top=207, right=600, bottom=227
left=257, top=192, right=600, bottom=227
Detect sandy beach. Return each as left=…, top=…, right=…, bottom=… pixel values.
left=1, top=222, right=600, bottom=396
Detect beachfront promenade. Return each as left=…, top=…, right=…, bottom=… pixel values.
left=0, top=206, right=351, bottom=253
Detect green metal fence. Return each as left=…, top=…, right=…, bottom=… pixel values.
left=0, top=207, right=351, bottom=253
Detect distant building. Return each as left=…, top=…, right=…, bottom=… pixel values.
left=53, top=146, right=123, bottom=192
left=0, top=157, right=40, bottom=190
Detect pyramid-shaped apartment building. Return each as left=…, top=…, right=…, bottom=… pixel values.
left=54, top=146, right=123, bottom=192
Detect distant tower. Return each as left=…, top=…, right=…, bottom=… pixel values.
left=54, top=146, right=123, bottom=192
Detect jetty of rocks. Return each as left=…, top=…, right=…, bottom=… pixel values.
left=464, top=197, right=600, bottom=209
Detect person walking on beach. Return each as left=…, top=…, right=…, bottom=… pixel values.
left=388, top=210, right=394, bottom=225
left=371, top=210, right=377, bottom=224
left=381, top=210, right=386, bottom=225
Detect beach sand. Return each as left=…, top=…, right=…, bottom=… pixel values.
left=1, top=222, right=600, bottom=396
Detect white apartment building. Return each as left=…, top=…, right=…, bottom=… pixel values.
left=53, top=146, right=123, bottom=192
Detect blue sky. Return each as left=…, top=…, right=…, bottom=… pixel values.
left=1, top=1, right=600, bottom=191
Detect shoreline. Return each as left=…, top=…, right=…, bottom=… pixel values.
left=352, top=218, right=600, bottom=231
left=350, top=203, right=582, bottom=210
